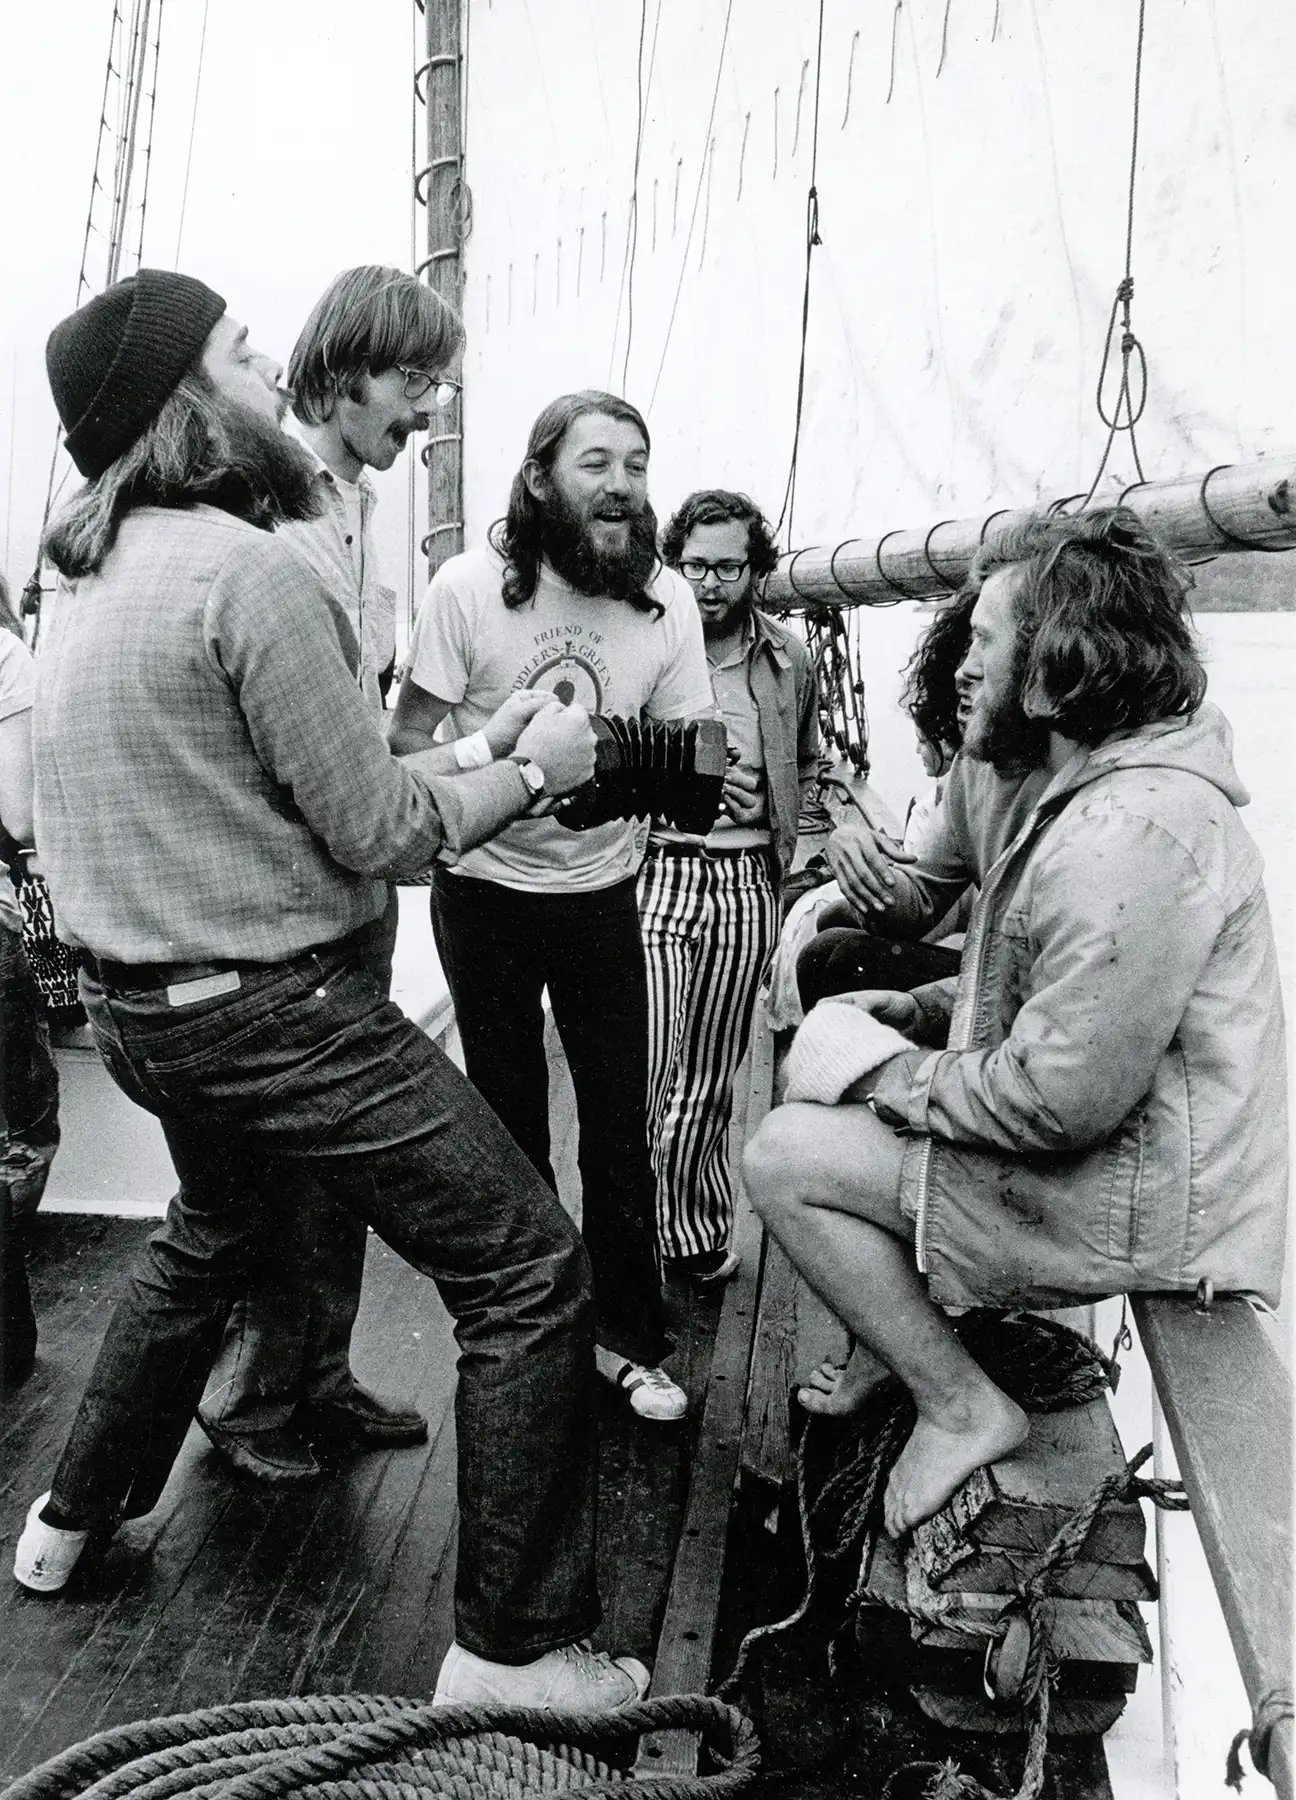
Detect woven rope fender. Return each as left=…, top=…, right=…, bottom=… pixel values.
left=0, top=1694, right=759, bottom=1800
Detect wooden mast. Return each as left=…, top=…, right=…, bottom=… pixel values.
left=421, top=0, right=465, bottom=576
left=762, top=457, right=1296, bottom=610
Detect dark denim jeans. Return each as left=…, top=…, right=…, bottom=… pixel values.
left=200, top=892, right=400, bottom=1432
left=431, top=871, right=667, bottom=1368
left=51, top=936, right=601, bottom=1662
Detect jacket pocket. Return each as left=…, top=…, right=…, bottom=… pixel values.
left=1103, top=1105, right=1147, bottom=1262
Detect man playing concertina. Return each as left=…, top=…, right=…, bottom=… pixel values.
left=390, top=391, right=715, bottom=1423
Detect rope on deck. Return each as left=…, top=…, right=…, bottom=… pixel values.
left=1, top=1694, right=759, bottom=1800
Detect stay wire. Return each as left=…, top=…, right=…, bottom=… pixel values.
left=1079, top=0, right=1148, bottom=510
left=774, top=0, right=825, bottom=544
left=647, top=0, right=734, bottom=411
left=608, top=0, right=652, bottom=394
left=173, top=0, right=210, bottom=268
left=131, top=0, right=165, bottom=271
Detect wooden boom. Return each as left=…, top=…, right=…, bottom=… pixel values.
left=762, top=457, right=1296, bottom=610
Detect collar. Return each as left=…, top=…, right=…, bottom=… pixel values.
left=287, top=421, right=376, bottom=503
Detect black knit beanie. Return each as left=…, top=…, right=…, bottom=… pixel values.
left=46, top=269, right=227, bottom=480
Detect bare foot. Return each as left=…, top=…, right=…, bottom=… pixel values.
left=797, top=1343, right=888, bottom=1416
left=883, top=1384, right=1028, bottom=1537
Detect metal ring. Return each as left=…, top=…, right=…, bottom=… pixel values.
left=828, top=539, right=861, bottom=603
left=1116, top=479, right=1150, bottom=513
left=872, top=529, right=924, bottom=601
left=1047, top=492, right=1087, bottom=518
left=1199, top=465, right=1286, bottom=554
left=783, top=545, right=821, bottom=602
left=921, top=519, right=962, bottom=592
left=978, top=507, right=1012, bottom=546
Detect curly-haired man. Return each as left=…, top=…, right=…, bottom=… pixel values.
left=745, top=508, right=1287, bottom=1536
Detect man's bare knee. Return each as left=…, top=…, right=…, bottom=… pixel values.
left=742, top=1104, right=824, bottom=1223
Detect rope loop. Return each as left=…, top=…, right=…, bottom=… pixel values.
left=1225, top=1688, right=1295, bottom=1788
left=1198, top=467, right=1288, bottom=554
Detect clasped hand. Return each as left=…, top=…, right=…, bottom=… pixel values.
left=824, top=819, right=916, bottom=916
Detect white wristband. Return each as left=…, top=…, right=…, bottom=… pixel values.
left=453, top=730, right=493, bottom=770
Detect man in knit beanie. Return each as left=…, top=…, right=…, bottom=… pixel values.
left=13, top=274, right=656, bottom=1714
left=742, top=507, right=1285, bottom=1542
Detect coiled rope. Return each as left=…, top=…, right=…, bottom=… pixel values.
left=721, top=1312, right=1188, bottom=1800
left=1, top=1695, right=759, bottom=1800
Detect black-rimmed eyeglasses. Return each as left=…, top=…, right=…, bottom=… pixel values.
left=397, top=368, right=462, bottom=408
left=678, top=558, right=749, bottom=584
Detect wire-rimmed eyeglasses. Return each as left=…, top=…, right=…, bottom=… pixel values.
left=397, top=368, right=462, bottom=409
left=678, top=558, right=749, bottom=584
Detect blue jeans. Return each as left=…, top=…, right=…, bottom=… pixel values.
left=50, top=934, right=601, bottom=1662
left=200, top=891, right=400, bottom=1432
left=431, top=870, right=667, bottom=1368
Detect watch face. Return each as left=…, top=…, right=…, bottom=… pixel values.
left=518, top=759, right=545, bottom=797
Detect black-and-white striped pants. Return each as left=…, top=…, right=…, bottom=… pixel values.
left=637, top=845, right=780, bottom=1263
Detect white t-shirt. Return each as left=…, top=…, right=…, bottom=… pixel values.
left=406, top=545, right=714, bottom=890
left=0, top=630, right=35, bottom=933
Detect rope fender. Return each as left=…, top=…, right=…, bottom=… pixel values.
left=1, top=1695, right=759, bottom=1800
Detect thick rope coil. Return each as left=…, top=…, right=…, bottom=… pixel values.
left=1, top=1696, right=758, bottom=1800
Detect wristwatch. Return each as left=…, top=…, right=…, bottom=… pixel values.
left=509, top=754, right=546, bottom=810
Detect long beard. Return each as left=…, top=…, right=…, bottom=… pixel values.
left=189, top=402, right=322, bottom=529
left=965, top=679, right=1052, bottom=777
left=540, top=485, right=660, bottom=600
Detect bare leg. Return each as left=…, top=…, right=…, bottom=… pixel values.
left=743, top=1103, right=1026, bottom=1535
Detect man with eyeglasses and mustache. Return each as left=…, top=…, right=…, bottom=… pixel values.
left=390, top=392, right=715, bottom=1424
left=197, top=267, right=521, bottom=1484
left=640, top=491, right=823, bottom=1289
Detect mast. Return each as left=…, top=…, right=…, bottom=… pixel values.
left=420, top=0, right=465, bottom=577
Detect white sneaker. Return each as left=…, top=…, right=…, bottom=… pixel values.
left=595, top=1346, right=688, bottom=1422
left=13, top=1493, right=91, bottom=1593
left=693, top=1249, right=742, bottom=1286
left=434, top=1639, right=651, bottom=1709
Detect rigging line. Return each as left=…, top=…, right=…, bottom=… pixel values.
left=76, top=1, right=124, bottom=297
left=608, top=0, right=651, bottom=394
left=173, top=0, right=210, bottom=267
left=647, top=0, right=734, bottom=411
left=408, top=0, right=420, bottom=622
left=107, top=0, right=152, bottom=286
left=131, top=0, right=165, bottom=272
left=775, top=0, right=826, bottom=542
left=1080, top=0, right=1148, bottom=509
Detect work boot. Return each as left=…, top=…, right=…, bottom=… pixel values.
left=304, top=1384, right=428, bottom=1448
left=434, top=1639, right=651, bottom=1709
left=195, top=1412, right=322, bottom=1484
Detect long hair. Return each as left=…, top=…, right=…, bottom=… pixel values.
left=900, top=588, right=976, bottom=760
left=0, top=572, right=23, bottom=641
left=490, top=390, right=660, bottom=612
left=289, top=266, right=464, bottom=425
left=661, top=489, right=780, bottom=581
left=44, top=372, right=320, bottom=580
left=970, top=507, right=1205, bottom=745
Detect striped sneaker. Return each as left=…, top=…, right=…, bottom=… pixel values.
left=13, top=1493, right=92, bottom=1593
left=595, top=1346, right=688, bottom=1422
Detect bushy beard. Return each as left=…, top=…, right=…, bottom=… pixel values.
left=539, top=483, right=660, bottom=601
left=196, top=402, right=323, bottom=529
left=964, top=676, right=1052, bottom=776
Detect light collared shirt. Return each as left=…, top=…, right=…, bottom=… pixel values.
left=278, top=437, right=397, bottom=711
left=34, top=506, right=525, bottom=964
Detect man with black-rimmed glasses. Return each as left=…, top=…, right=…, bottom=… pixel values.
left=640, top=490, right=824, bottom=1286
